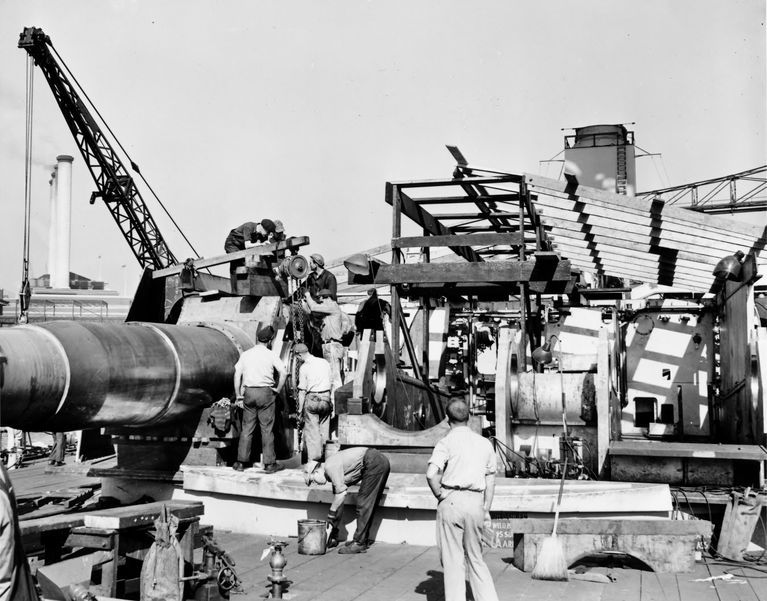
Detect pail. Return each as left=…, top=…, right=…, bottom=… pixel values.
left=297, top=519, right=327, bottom=555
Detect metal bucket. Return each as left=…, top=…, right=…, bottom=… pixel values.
left=297, top=519, right=327, bottom=555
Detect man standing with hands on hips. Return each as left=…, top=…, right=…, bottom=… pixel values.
left=233, top=325, right=287, bottom=474
left=426, top=399, right=499, bottom=601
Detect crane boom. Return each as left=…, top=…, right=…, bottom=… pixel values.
left=18, top=27, right=177, bottom=269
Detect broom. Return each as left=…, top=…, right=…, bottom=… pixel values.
left=531, top=458, right=569, bottom=581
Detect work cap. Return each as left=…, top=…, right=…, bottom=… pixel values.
left=318, top=289, right=333, bottom=298
left=293, top=343, right=309, bottom=354
left=310, top=253, right=325, bottom=268
left=304, top=460, right=319, bottom=486
left=260, top=219, right=276, bottom=233
left=273, top=219, right=285, bottom=233
left=257, top=325, right=275, bottom=342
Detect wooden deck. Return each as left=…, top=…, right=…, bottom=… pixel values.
left=7, top=458, right=767, bottom=600
left=215, top=530, right=767, bottom=601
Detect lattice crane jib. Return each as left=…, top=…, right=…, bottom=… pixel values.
left=18, top=27, right=177, bottom=270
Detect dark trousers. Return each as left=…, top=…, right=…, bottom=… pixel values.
left=238, top=387, right=276, bottom=466
left=225, top=237, right=244, bottom=293
left=50, top=432, right=65, bottom=463
left=353, top=449, right=390, bottom=545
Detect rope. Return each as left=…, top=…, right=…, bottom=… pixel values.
left=20, top=55, right=35, bottom=323
left=49, top=42, right=203, bottom=263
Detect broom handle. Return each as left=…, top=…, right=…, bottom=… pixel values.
left=551, top=457, right=568, bottom=535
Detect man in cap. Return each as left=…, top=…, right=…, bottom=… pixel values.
left=306, top=254, right=337, bottom=301
left=303, top=290, right=348, bottom=399
left=293, top=343, right=333, bottom=462
left=426, top=398, right=499, bottom=601
left=224, top=219, right=277, bottom=292
left=304, top=447, right=390, bottom=554
left=354, top=288, right=391, bottom=339
left=233, top=324, right=287, bottom=474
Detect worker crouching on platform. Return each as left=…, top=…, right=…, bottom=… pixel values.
left=426, top=399, right=499, bottom=601
left=304, top=448, right=390, bottom=554
left=224, top=219, right=277, bottom=291
left=232, top=325, right=287, bottom=474
left=293, top=343, right=333, bottom=462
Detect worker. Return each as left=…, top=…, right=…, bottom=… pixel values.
left=306, top=254, right=337, bottom=301
left=224, top=219, right=277, bottom=291
left=304, top=447, right=390, bottom=554
left=303, top=289, right=350, bottom=399
left=271, top=220, right=286, bottom=243
left=293, top=343, right=333, bottom=462
left=48, top=432, right=66, bottom=466
left=0, top=461, right=40, bottom=600
left=233, top=325, right=287, bottom=474
left=354, top=288, right=391, bottom=338
left=426, top=399, right=499, bottom=601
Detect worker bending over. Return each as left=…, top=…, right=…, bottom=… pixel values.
left=304, top=447, right=390, bottom=554
left=224, top=219, right=277, bottom=291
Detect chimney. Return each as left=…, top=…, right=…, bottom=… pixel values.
left=47, top=166, right=58, bottom=288
left=52, top=155, right=74, bottom=289
left=563, top=124, right=636, bottom=196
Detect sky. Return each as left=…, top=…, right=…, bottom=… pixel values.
left=0, top=0, right=764, bottom=297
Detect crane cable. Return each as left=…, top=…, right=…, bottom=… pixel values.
left=19, top=55, right=35, bottom=323
left=48, top=42, right=204, bottom=264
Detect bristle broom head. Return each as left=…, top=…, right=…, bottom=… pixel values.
left=531, top=535, right=569, bottom=581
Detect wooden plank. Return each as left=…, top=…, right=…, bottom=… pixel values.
left=609, top=441, right=767, bottom=461
left=536, top=203, right=746, bottom=257
left=83, top=500, right=204, bottom=529
left=703, top=559, right=761, bottom=601
left=392, top=232, right=523, bottom=248
left=411, top=193, right=521, bottom=204
left=554, top=249, right=715, bottom=283
left=388, top=175, right=522, bottom=188
left=151, top=236, right=310, bottom=278
left=394, top=190, right=483, bottom=263
left=375, top=259, right=571, bottom=285
left=538, top=215, right=742, bottom=259
left=534, top=191, right=758, bottom=248
left=553, top=242, right=716, bottom=272
left=313, top=544, right=432, bottom=601
left=504, top=518, right=711, bottom=536
left=525, top=173, right=767, bottom=239
left=549, top=229, right=719, bottom=265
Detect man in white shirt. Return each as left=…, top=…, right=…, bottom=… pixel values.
left=294, top=343, right=333, bottom=462
left=233, top=325, right=287, bottom=474
left=426, top=399, right=499, bottom=601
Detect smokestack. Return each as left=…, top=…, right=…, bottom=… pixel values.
left=563, top=124, right=636, bottom=196
left=52, top=155, right=73, bottom=289
left=47, top=166, right=58, bottom=288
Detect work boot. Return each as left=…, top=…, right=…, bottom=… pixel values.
left=233, top=462, right=245, bottom=472
left=338, top=541, right=367, bottom=554
left=263, top=463, right=284, bottom=474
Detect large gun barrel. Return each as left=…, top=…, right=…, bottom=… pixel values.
left=0, top=321, right=244, bottom=431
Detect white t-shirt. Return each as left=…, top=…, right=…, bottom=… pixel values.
left=428, top=425, right=496, bottom=492
left=235, top=345, right=283, bottom=387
